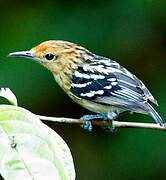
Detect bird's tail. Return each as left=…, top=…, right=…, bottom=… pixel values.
left=148, top=103, right=163, bottom=126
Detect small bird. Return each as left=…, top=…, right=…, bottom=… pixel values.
left=9, top=40, right=163, bottom=130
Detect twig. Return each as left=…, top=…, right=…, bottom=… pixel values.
left=38, top=115, right=166, bottom=131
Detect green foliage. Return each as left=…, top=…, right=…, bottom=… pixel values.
left=0, top=91, right=75, bottom=180
left=0, top=88, right=17, bottom=106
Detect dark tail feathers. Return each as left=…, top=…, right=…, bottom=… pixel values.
left=148, top=104, right=163, bottom=126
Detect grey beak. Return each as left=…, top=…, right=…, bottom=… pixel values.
left=8, top=51, right=34, bottom=58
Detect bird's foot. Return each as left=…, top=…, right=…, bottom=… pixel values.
left=81, top=112, right=119, bottom=131
left=81, top=113, right=108, bottom=131
left=103, top=119, right=116, bottom=132
left=102, top=112, right=118, bottom=132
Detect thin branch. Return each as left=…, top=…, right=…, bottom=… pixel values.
left=38, top=115, right=166, bottom=131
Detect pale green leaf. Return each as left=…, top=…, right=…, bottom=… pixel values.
left=0, top=105, right=75, bottom=180
left=0, top=88, right=18, bottom=106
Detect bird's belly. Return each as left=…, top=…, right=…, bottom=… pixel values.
left=70, top=95, right=119, bottom=113
left=81, top=99, right=116, bottom=113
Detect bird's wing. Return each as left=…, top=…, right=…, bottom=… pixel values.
left=70, top=55, right=157, bottom=112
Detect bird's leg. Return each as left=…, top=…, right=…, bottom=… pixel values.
left=81, top=111, right=119, bottom=131
left=104, top=111, right=119, bottom=132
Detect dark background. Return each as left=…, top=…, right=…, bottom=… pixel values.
left=0, top=0, right=166, bottom=179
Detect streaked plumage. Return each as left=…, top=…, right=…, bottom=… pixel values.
left=8, top=40, right=164, bottom=129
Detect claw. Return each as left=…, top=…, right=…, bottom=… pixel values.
left=80, top=113, right=107, bottom=131
left=103, top=120, right=117, bottom=132
left=81, top=121, right=93, bottom=131
left=80, top=112, right=119, bottom=131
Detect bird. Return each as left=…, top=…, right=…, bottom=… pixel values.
left=8, top=40, right=164, bottom=131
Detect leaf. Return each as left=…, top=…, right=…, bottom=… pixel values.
left=0, top=88, right=18, bottom=106
left=0, top=105, right=75, bottom=180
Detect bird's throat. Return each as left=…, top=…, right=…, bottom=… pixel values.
left=52, top=66, right=74, bottom=94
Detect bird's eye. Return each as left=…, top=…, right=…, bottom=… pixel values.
left=45, top=53, right=55, bottom=61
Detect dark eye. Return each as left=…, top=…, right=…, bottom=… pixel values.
left=45, top=53, right=55, bottom=61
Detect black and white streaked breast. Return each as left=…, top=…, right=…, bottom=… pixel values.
left=70, top=53, right=157, bottom=111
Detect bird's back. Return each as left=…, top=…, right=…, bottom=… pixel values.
left=70, top=52, right=158, bottom=114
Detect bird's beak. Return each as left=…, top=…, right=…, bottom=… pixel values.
left=8, top=50, right=34, bottom=59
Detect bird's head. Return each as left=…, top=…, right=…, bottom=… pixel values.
left=8, top=40, right=84, bottom=74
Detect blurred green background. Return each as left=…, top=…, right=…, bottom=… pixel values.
left=0, top=0, right=166, bottom=179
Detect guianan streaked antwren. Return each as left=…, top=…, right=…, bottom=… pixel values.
left=8, top=40, right=164, bottom=131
